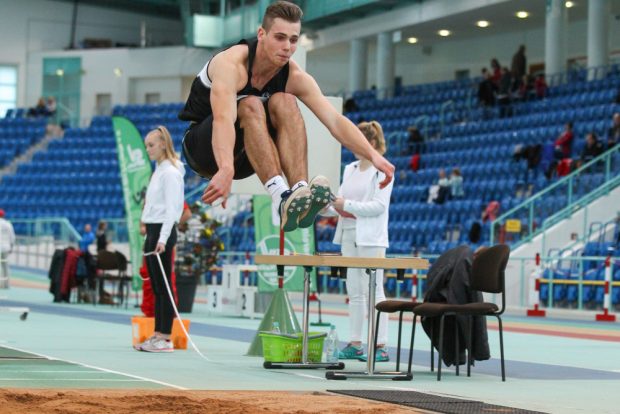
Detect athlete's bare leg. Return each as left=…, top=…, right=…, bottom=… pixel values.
left=268, top=92, right=308, bottom=185
left=238, top=96, right=282, bottom=184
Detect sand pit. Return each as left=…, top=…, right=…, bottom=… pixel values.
left=0, top=389, right=421, bottom=413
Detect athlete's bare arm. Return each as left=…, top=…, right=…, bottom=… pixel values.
left=201, top=46, right=249, bottom=207
left=286, top=62, right=395, bottom=187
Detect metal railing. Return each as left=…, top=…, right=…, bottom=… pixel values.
left=509, top=255, right=618, bottom=310
left=545, top=63, right=618, bottom=86
left=490, top=145, right=620, bottom=248
left=439, top=100, right=454, bottom=136
left=11, top=217, right=81, bottom=244
left=413, top=115, right=429, bottom=139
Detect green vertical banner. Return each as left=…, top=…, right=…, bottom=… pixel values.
left=253, top=195, right=315, bottom=292
left=112, top=116, right=152, bottom=291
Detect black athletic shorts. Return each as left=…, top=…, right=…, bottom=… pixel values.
left=182, top=99, right=277, bottom=180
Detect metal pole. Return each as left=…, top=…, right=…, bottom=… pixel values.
left=301, top=266, right=311, bottom=364
left=366, top=268, right=377, bottom=374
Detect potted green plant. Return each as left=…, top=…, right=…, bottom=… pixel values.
left=175, top=211, right=225, bottom=313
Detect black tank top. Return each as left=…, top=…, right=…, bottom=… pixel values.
left=178, top=38, right=290, bottom=123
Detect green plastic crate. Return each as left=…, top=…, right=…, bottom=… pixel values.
left=259, top=332, right=327, bottom=363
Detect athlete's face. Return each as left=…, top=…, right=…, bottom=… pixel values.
left=259, top=18, right=300, bottom=66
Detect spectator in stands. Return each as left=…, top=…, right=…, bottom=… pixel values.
left=27, top=97, right=49, bottom=118
left=511, top=45, right=527, bottom=89
left=45, top=97, right=57, bottom=117
left=578, top=132, right=603, bottom=167
left=343, top=97, right=358, bottom=113
left=435, top=169, right=451, bottom=204
left=516, top=74, right=534, bottom=101
left=607, top=112, right=620, bottom=149
left=497, top=67, right=513, bottom=118
left=0, top=209, right=15, bottom=289
left=534, top=73, right=548, bottom=99
left=449, top=167, right=464, bottom=199
left=478, top=68, right=496, bottom=119
left=406, top=125, right=424, bottom=155
left=96, top=220, right=109, bottom=251
left=481, top=201, right=500, bottom=223
left=325, top=120, right=393, bottom=363
left=554, top=122, right=574, bottom=159
left=135, top=125, right=185, bottom=353
left=79, top=224, right=95, bottom=253
left=490, top=58, right=502, bottom=85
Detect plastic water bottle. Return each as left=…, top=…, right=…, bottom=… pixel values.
left=325, top=325, right=339, bottom=363
left=271, top=321, right=281, bottom=334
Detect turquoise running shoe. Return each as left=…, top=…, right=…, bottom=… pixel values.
left=338, top=343, right=364, bottom=360
left=358, top=348, right=389, bottom=362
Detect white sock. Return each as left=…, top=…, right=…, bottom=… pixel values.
left=265, top=175, right=289, bottom=226
left=291, top=180, right=308, bottom=192
left=265, top=175, right=289, bottom=204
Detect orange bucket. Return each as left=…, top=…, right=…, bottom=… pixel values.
left=131, top=316, right=191, bottom=349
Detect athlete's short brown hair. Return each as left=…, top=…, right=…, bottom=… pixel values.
left=262, top=1, right=303, bottom=31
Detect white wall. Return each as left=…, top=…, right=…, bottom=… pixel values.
left=0, top=0, right=184, bottom=108
left=129, top=77, right=183, bottom=105
left=26, top=46, right=211, bottom=124
left=307, top=16, right=620, bottom=95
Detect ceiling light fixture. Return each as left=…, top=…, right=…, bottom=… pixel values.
left=407, top=37, right=418, bottom=44
left=565, top=1, right=575, bottom=8
left=476, top=20, right=490, bottom=28
left=438, top=29, right=451, bottom=37
left=516, top=11, right=529, bottom=19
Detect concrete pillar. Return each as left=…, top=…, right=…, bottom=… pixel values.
left=587, top=0, right=610, bottom=80
left=376, top=32, right=395, bottom=100
left=545, top=0, right=567, bottom=84
left=349, top=38, right=367, bottom=93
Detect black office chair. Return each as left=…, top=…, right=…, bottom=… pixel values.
left=96, top=250, right=131, bottom=308
left=368, top=268, right=428, bottom=376
left=411, top=244, right=510, bottom=381
left=373, top=299, right=422, bottom=375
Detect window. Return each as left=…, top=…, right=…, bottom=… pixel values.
left=0, top=65, right=17, bottom=117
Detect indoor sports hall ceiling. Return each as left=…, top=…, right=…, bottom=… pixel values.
left=398, top=0, right=620, bottom=44
left=48, top=0, right=620, bottom=48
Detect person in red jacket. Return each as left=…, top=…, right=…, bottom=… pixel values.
left=554, top=122, right=574, bottom=159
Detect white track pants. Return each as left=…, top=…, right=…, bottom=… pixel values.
left=341, top=228, right=388, bottom=346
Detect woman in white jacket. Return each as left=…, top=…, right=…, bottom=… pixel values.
left=135, top=126, right=185, bottom=353
left=331, top=121, right=393, bottom=362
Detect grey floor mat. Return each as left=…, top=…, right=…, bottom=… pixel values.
left=328, top=390, right=547, bottom=414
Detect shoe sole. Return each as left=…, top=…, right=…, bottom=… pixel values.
left=358, top=356, right=390, bottom=362
left=281, top=187, right=312, bottom=232
left=338, top=354, right=364, bottom=360
left=139, top=347, right=174, bottom=353
left=298, top=176, right=333, bottom=228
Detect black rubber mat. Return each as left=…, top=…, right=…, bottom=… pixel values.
left=328, top=390, right=548, bottom=414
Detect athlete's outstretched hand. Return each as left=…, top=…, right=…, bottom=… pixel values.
left=371, top=154, right=395, bottom=189
left=202, top=168, right=234, bottom=208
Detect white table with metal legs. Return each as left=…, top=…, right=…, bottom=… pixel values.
left=254, top=254, right=429, bottom=379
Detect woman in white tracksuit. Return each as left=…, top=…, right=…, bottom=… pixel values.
left=330, top=120, right=393, bottom=362
left=135, top=126, right=185, bottom=353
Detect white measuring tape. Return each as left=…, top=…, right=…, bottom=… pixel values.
left=144, top=251, right=210, bottom=361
